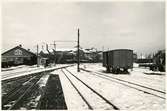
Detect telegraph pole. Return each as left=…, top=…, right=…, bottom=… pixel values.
left=53, top=41, right=56, bottom=50
left=37, top=44, right=39, bottom=67
left=53, top=41, right=56, bottom=65
left=102, top=46, right=104, bottom=51
left=42, top=45, right=44, bottom=50
left=77, top=28, right=80, bottom=72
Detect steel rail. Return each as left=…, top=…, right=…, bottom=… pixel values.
left=81, top=68, right=165, bottom=99
left=65, top=68, right=120, bottom=110
left=61, top=69, right=93, bottom=110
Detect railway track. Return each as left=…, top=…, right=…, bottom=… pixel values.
left=61, top=68, right=119, bottom=110
left=61, top=69, right=93, bottom=110
left=2, top=75, right=35, bottom=97
left=2, top=65, right=74, bottom=110
left=2, top=74, right=43, bottom=110
left=80, top=68, right=166, bottom=99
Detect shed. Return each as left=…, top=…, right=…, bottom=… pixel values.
left=2, top=45, right=37, bottom=67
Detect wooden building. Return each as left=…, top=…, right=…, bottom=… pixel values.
left=2, top=45, right=37, bottom=68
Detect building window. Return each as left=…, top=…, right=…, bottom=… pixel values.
left=14, top=49, right=22, bottom=55
left=2, top=58, right=6, bottom=62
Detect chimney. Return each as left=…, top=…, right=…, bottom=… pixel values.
left=46, top=44, right=49, bottom=51
left=19, top=44, right=22, bottom=47
left=42, top=45, right=44, bottom=50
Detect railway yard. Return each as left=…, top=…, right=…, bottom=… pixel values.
left=1, top=63, right=166, bottom=110
left=1, top=1, right=165, bottom=110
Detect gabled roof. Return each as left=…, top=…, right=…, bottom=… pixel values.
left=40, top=50, right=49, bottom=54
left=2, top=46, right=36, bottom=56
left=55, top=48, right=76, bottom=52
left=39, top=49, right=55, bottom=55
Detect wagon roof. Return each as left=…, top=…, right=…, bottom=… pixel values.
left=103, top=49, right=133, bottom=52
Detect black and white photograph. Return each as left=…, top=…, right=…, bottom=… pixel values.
left=1, top=0, right=166, bottom=110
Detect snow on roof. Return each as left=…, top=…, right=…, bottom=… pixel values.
left=47, top=49, right=55, bottom=54
left=83, top=49, right=91, bottom=53
left=40, top=50, right=49, bottom=54
left=2, top=46, right=36, bottom=56
left=83, top=48, right=97, bottom=53
left=48, top=49, right=53, bottom=52
left=40, top=49, right=55, bottom=54
left=56, top=48, right=77, bottom=52
left=40, top=48, right=100, bottom=54
left=69, top=51, right=76, bottom=54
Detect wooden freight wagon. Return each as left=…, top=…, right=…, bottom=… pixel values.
left=103, top=49, right=133, bottom=73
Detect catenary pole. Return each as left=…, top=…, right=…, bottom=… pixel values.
left=37, top=44, right=39, bottom=67
left=53, top=41, right=56, bottom=65
left=77, top=28, right=80, bottom=72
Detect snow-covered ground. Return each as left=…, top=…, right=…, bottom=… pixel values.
left=80, top=63, right=165, bottom=90
left=1, top=65, right=29, bottom=71
left=55, top=63, right=166, bottom=110
left=1, top=63, right=166, bottom=110
left=1, top=64, right=72, bottom=80
left=52, top=70, right=89, bottom=109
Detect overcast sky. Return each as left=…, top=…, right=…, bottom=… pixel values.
left=2, top=1, right=165, bottom=56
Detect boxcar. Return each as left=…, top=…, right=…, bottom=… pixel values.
left=103, top=49, right=133, bottom=73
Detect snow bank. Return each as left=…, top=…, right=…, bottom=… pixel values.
left=1, top=64, right=71, bottom=80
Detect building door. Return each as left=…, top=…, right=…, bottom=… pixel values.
left=15, top=57, right=23, bottom=64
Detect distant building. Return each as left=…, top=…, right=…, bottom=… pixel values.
left=2, top=45, right=37, bottom=68
left=38, top=48, right=56, bottom=66
left=84, top=48, right=102, bottom=62
left=152, top=50, right=165, bottom=71
left=38, top=47, right=103, bottom=64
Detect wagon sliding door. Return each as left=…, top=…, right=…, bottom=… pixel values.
left=126, top=51, right=133, bottom=69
